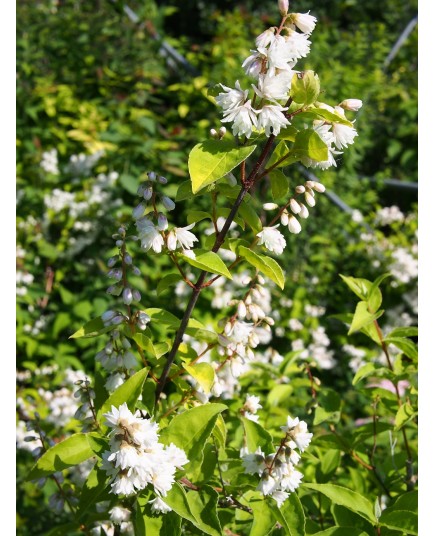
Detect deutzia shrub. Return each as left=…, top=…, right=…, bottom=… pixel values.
left=20, top=2, right=417, bottom=535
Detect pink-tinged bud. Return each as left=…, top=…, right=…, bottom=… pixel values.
left=278, top=0, right=289, bottom=17
left=218, top=126, right=227, bottom=138
left=280, top=210, right=289, bottom=226
left=304, top=191, right=316, bottom=207
left=312, top=182, right=326, bottom=193
left=157, top=213, right=168, bottom=231
left=299, top=203, right=309, bottom=219
left=237, top=301, right=247, bottom=319
left=263, top=202, right=278, bottom=210
left=295, top=185, right=305, bottom=194
left=339, top=99, right=363, bottom=111
left=210, top=128, right=218, bottom=138
left=289, top=198, right=301, bottom=214
left=123, top=288, right=133, bottom=305
left=288, top=215, right=302, bottom=234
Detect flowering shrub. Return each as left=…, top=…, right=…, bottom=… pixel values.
left=16, top=1, right=417, bottom=534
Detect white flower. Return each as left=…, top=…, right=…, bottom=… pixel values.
left=256, top=28, right=276, bottom=49
left=215, top=81, right=248, bottom=113
left=257, top=225, right=286, bottom=254
left=241, top=448, right=266, bottom=474
left=292, top=12, right=317, bottom=35
left=257, top=104, right=290, bottom=136
left=283, top=31, right=311, bottom=61
left=245, top=412, right=260, bottom=422
left=136, top=220, right=164, bottom=253
left=109, top=506, right=131, bottom=524
left=221, top=100, right=258, bottom=138
left=279, top=465, right=303, bottom=491
left=242, top=50, right=266, bottom=78
left=281, top=416, right=313, bottom=452
left=266, top=35, right=299, bottom=75
left=272, top=490, right=289, bottom=507
left=339, top=99, right=363, bottom=111
left=40, top=148, right=59, bottom=175
left=110, top=474, right=136, bottom=496
left=332, top=122, right=358, bottom=149
left=244, top=395, right=262, bottom=414
left=109, top=442, right=141, bottom=470
left=163, top=443, right=189, bottom=468
left=258, top=474, right=278, bottom=495
left=167, top=223, right=198, bottom=251
left=149, top=496, right=172, bottom=514
left=253, top=72, right=294, bottom=102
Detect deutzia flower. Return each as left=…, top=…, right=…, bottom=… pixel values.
left=221, top=101, right=258, bottom=139
left=253, top=71, right=294, bottom=102
left=257, top=104, right=290, bottom=136
left=291, top=12, right=317, bottom=35
left=332, top=122, right=358, bottom=149
left=281, top=416, right=313, bottom=452
left=167, top=223, right=198, bottom=251
left=339, top=99, right=363, bottom=111
left=149, top=497, right=172, bottom=514
left=244, top=395, right=262, bottom=414
left=136, top=220, right=164, bottom=253
left=256, top=225, right=286, bottom=254
left=215, top=81, right=248, bottom=112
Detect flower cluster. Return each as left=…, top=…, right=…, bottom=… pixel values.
left=101, top=403, right=188, bottom=502
left=240, top=394, right=263, bottom=423
left=132, top=171, right=198, bottom=256
left=241, top=415, right=312, bottom=507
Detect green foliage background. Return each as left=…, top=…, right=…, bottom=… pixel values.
left=16, top=0, right=417, bottom=534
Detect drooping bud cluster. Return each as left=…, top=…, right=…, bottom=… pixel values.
left=101, top=403, right=188, bottom=502
left=241, top=415, right=312, bottom=507
left=132, top=171, right=199, bottom=256
left=73, top=377, right=96, bottom=429
left=96, top=331, right=140, bottom=392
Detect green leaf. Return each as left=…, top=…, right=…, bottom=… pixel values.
left=379, top=510, right=417, bottom=535
left=159, top=403, right=227, bottom=476
left=176, top=180, right=194, bottom=201
left=133, top=333, right=170, bottom=359
left=269, top=493, right=306, bottom=536
left=348, top=301, right=383, bottom=335
left=139, top=510, right=181, bottom=536
left=394, top=402, right=416, bottom=431
left=276, top=125, right=298, bottom=141
left=303, top=484, right=377, bottom=524
left=189, top=140, right=256, bottom=194
left=157, top=273, right=183, bottom=296
left=86, top=434, right=109, bottom=457
left=267, top=140, right=289, bottom=169
left=309, top=104, right=354, bottom=127
left=386, top=327, right=418, bottom=338
left=314, top=388, right=342, bottom=425
left=186, top=486, right=222, bottom=536
left=183, top=362, right=215, bottom=394
left=339, top=275, right=372, bottom=301
left=213, top=414, right=227, bottom=449
left=367, top=273, right=390, bottom=312
left=69, top=316, right=115, bottom=339
left=316, top=450, right=341, bottom=483
left=292, top=128, right=329, bottom=161
left=186, top=210, right=213, bottom=225
left=238, top=246, right=285, bottom=289
left=120, top=173, right=139, bottom=194
left=27, top=433, right=95, bottom=480
left=77, top=466, right=109, bottom=519
left=269, top=169, right=289, bottom=200
left=144, top=308, right=180, bottom=328
left=352, top=363, right=377, bottom=385
left=239, top=200, right=263, bottom=233
left=97, top=367, right=149, bottom=427
left=383, top=336, right=418, bottom=361
left=310, top=529, right=369, bottom=536
left=181, top=251, right=233, bottom=280
left=388, top=491, right=418, bottom=513
left=164, top=483, right=198, bottom=526
left=250, top=499, right=276, bottom=536
left=291, top=70, right=320, bottom=105
left=242, top=417, right=274, bottom=454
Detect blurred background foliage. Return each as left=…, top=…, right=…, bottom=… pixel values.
left=17, top=1, right=417, bottom=532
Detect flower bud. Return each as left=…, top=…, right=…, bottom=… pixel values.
left=339, top=99, right=363, bottom=111
left=210, top=128, right=218, bottom=138
left=304, top=191, right=316, bottom=207
left=133, top=203, right=146, bottom=220
left=263, top=202, right=278, bottom=210
left=312, top=182, right=326, bottom=193
left=115, top=239, right=123, bottom=248
left=158, top=175, right=168, bottom=184
left=278, top=0, right=289, bottom=17
left=161, top=196, right=175, bottom=211
left=289, top=198, right=301, bottom=214
left=123, top=288, right=133, bottom=305
left=143, top=186, right=153, bottom=201
left=124, top=253, right=133, bottom=265
left=295, top=185, right=305, bottom=194
left=132, top=265, right=141, bottom=276
left=299, top=203, right=309, bottom=219
left=107, top=256, right=118, bottom=268
left=102, top=310, right=116, bottom=322
left=218, top=126, right=227, bottom=138
left=132, top=289, right=141, bottom=302
left=288, top=215, right=302, bottom=234
left=157, top=213, right=168, bottom=231
left=280, top=209, right=289, bottom=226
left=147, top=171, right=157, bottom=181
left=237, top=301, right=247, bottom=319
